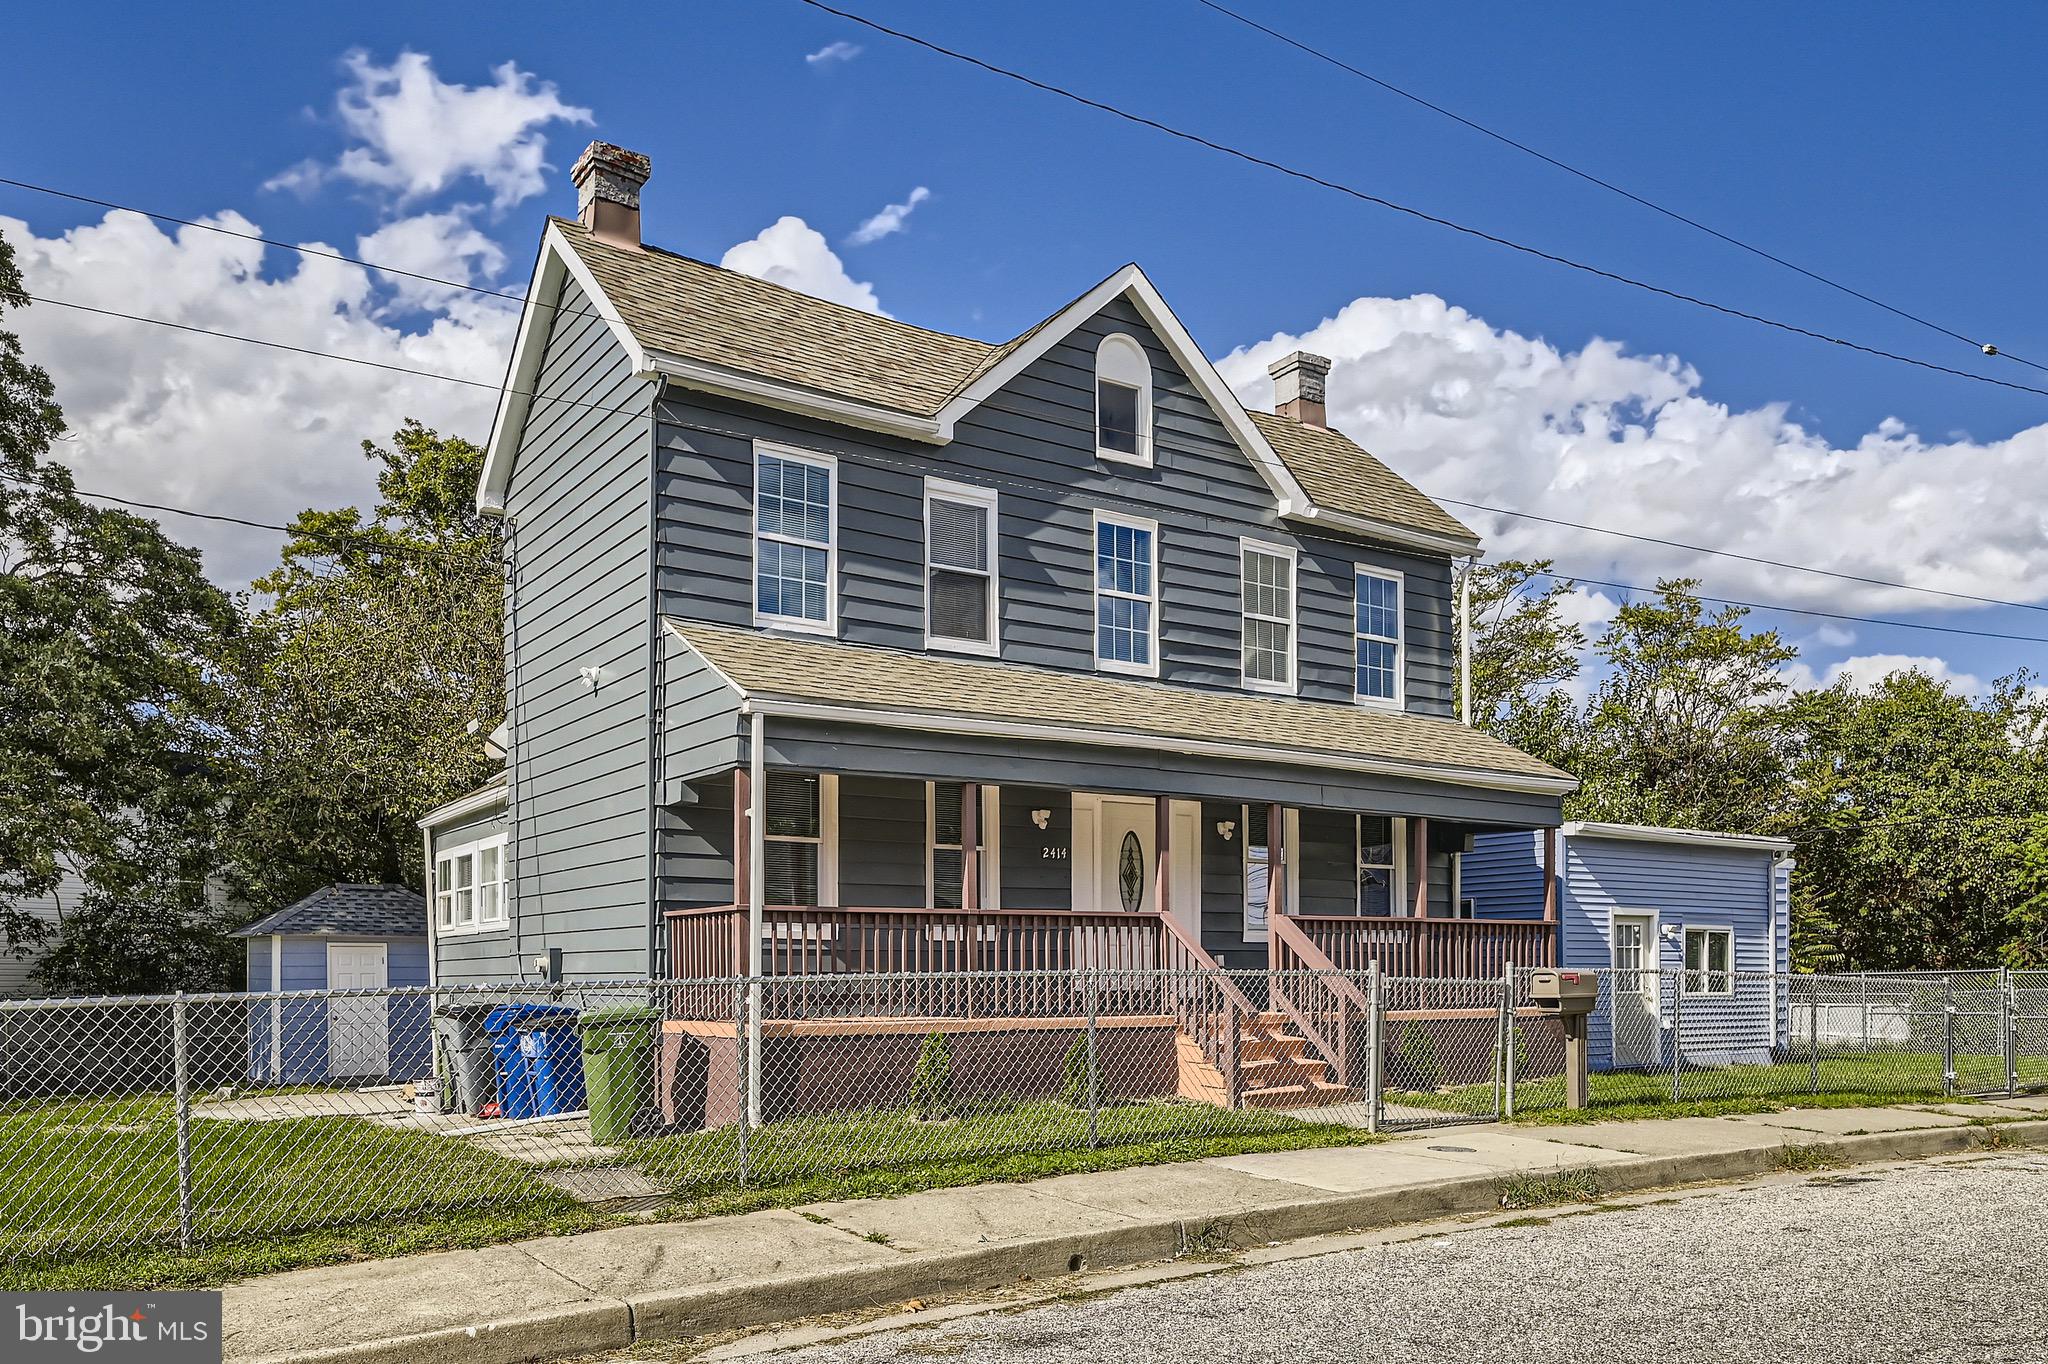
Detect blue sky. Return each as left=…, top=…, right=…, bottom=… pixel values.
left=4, top=1, right=2045, bottom=695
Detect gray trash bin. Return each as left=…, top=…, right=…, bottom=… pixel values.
left=434, top=1004, right=498, bottom=1116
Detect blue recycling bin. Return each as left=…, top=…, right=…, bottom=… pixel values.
left=483, top=1003, right=579, bottom=1119
left=518, top=1017, right=588, bottom=1116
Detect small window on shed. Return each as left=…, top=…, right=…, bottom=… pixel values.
left=1095, top=334, right=1152, bottom=465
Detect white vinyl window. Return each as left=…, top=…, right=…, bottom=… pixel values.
left=1683, top=927, right=1735, bottom=996
left=435, top=833, right=507, bottom=936
left=764, top=772, right=838, bottom=906
left=925, top=479, right=999, bottom=655
left=1240, top=540, right=1296, bottom=693
left=754, top=445, right=836, bottom=632
left=927, top=782, right=998, bottom=909
left=1094, top=511, right=1159, bottom=676
left=1355, top=568, right=1404, bottom=707
left=1358, top=815, right=1405, bottom=916
left=1094, top=333, right=1153, bottom=465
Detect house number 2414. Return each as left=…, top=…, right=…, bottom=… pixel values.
left=1040, top=846, right=1070, bottom=860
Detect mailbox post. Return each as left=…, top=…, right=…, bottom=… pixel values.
left=1529, top=969, right=1599, bottom=1109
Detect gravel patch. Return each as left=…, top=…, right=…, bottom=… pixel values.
left=767, top=1153, right=2048, bottom=1364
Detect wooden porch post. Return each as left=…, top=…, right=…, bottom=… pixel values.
left=1411, top=817, right=1430, bottom=919
left=1265, top=803, right=1285, bottom=975
left=1154, top=796, right=1171, bottom=922
left=1541, top=826, right=1559, bottom=966
left=960, top=782, right=981, bottom=911
left=731, top=765, right=751, bottom=976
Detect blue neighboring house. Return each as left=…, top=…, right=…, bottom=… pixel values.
left=233, top=885, right=433, bottom=1085
left=1464, top=822, right=1793, bottom=1069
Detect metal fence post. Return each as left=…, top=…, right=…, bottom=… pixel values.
left=733, top=977, right=751, bottom=1185
left=1669, top=969, right=1685, bottom=1103
left=1084, top=966, right=1100, bottom=1150
left=2004, top=967, right=2019, bottom=1099
left=1861, top=974, right=1871, bottom=1050
left=1943, top=975, right=1957, bottom=1098
left=1808, top=976, right=1821, bottom=1094
left=1500, top=961, right=1516, bottom=1120
left=173, top=992, right=193, bottom=1253
left=1365, top=961, right=1382, bottom=1135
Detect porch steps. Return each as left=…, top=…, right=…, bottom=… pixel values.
left=1239, top=1077, right=1358, bottom=1109
left=1233, top=1014, right=1358, bottom=1110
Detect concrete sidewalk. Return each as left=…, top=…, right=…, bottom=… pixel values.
left=222, top=1098, right=2048, bottom=1364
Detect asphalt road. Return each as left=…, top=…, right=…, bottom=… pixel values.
left=761, top=1152, right=2048, bottom=1364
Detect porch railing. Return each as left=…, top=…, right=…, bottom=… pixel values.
left=1290, top=913, right=1555, bottom=979
left=1267, top=914, right=1373, bottom=1089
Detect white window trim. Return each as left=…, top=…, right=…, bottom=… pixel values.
left=1093, top=333, right=1154, bottom=467
left=1359, top=814, right=1409, bottom=918
left=1240, top=805, right=1300, bottom=942
left=1353, top=566, right=1406, bottom=711
left=1451, top=852, right=1474, bottom=919
left=1681, top=924, right=1736, bottom=997
left=922, top=477, right=1000, bottom=658
left=434, top=831, right=508, bottom=937
left=752, top=441, right=838, bottom=636
left=1093, top=509, right=1161, bottom=678
left=924, top=782, right=1001, bottom=910
left=764, top=772, right=839, bottom=907
left=1238, top=537, right=1298, bottom=696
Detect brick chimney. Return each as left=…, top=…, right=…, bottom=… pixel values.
left=1268, top=351, right=1332, bottom=428
left=571, top=142, right=652, bottom=248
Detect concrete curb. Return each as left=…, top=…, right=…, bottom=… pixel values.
left=237, top=1118, right=2047, bottom=1364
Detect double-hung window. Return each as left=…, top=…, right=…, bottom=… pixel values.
left=1240, top=540, right=1296, bottom=693
left=763, top=772, right=834, bottom=905
left=1354, top=568, right=1403, bottom=707
left=435, top=834, right=506, bottom=935
left=1683, top=927, right=1734, bottom=996
left=1094, top=511, right=1159, bottom=676
left=755, top=445, right=835, bottom=632
left=1358, top=815, right=1401, bottom=916
left=927, top=782, right=996, bottom=909
left=925, top=479, right=998, bottom=655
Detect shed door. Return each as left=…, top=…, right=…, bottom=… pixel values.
left=1610, top=916, right=1659, bottom=1069
left=326, top=942, right=389, bottom=1078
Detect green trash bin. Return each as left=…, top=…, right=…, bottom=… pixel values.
left=578, top=1004, right=660, bottom=1144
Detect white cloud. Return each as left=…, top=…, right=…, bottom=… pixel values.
left=805, top=41, right=863, bottom=67
left=1218, top=295, right=2048, bottom=618
left=846, top=187, right=930, bottom=247
left=721, top=217, right=885, bottom=314
left=355, top=207, right=507, bottom=311
left=5, top=208, right=512, bottom=588
left=1779, top=653, right=1985, bottom=696
left=267, top=51, right=590, bottom=210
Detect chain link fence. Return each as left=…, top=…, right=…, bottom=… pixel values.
left=6, top=964, right=2046, bottom=1268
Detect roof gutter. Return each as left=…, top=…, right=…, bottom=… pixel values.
left=642, top=348, right=946, bottom=444
left=1561, top=821, right=1794, bottom=854
left=1286, top=505, right=1483, bottom=559
left=747, top=697, right=1577, bottom=796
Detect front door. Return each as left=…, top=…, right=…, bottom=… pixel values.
left=1097, top=799, right=1156, bottom=914
left=326, top=942, right=389, bottom=1079
left=1610, top=915, right=1659, bottom=1069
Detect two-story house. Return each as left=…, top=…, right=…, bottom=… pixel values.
left=418, top=142, right=1574, bottom=1107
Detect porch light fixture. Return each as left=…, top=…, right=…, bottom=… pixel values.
left=1030, top=808, right=1051, bottom=830
left=1216, top=820, right=1236, bottom=842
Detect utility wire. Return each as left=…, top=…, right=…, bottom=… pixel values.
left=1187, top=0, right=2043, bottom=375
left=794, top=0, right=2048, bottom=400
left=18, top=287, right=2048, bottom=646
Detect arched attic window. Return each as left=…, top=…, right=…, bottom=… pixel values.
left=1094, top=333, right=1152, bottom=466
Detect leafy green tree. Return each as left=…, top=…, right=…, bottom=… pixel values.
left=1455, top=559, right=1585, bottom=766
left=222, top=420, right=502, bottom=913
left=0, top=228, right=243, bottom=992
left=2001, top=815, right=2048, bottom=969
left=1779, top=670, right=2048, bottom=970
left=1570, top=579, right=1794, bottom=830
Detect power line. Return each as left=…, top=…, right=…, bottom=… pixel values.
left=1441, top=497, right=2048, bottom=616
left=794, top=0, right=2048, bottom=401
left=1187, top=0, right=2043, bottom=375
left=18, top=287, right=2048, bottom=649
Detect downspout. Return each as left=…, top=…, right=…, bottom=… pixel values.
left=1459, top=553, right=1478, bottom=727
left=422, top=822, right=438, bottom=989
left=646, top=390, right=663, bottom=980
left=747, top=706, right=766, bottom=1126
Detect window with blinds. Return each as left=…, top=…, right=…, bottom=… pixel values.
left=764, top=772, right=823, bottom=905
left=924, top=479, right=998, bottom=654
left=927, top=781, right=990, bottom=910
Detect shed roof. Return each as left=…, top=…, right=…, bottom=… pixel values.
left=1562, top=822, right=1793, bottom=855
left=232, top=885, right=428, bottom=939
left=669, top=620, right=1573, bottom=793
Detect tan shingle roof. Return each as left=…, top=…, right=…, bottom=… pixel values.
left=672, top=621, right=1571, bottom=790
left=556, top=221, right=1475, bottom=547
left=1248, top=412, right=1478, bottom=546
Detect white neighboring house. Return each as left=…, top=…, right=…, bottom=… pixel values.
left=0, top=870, right=77, bottom=999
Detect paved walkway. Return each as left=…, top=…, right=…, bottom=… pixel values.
left=221, top=1097, right=2048, bottom=1364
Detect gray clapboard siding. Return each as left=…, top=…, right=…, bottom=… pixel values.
left=0, top=872, right=76, bottom=998
left=652, top=294, right=1457, bottom=718
left=998, top=787, right=1073, bottom=911
left=503, top=274, right=656, bottom=982
left=837, top=776, right=928, bottom=907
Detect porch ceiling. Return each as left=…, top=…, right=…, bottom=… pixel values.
left=665, top=619, right=1575, bottom=795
